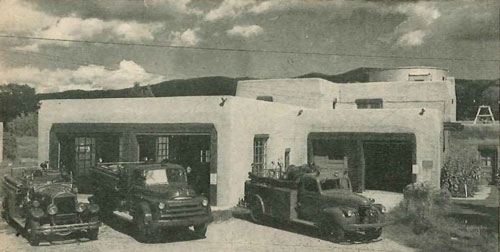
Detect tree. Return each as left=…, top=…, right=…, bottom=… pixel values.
left=7, top=112, right=38, bottom=137
left=0, top=83, right=39, bottom=123
left=128, top=82, right=155, bottom=97
left=479, top=85, right=499, bottom=120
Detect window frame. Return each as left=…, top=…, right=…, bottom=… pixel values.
left=355, top=98, right=383, bottom=109
left=253, top=135, right=269, bottom=174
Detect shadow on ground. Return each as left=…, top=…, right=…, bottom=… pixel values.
left=102, top=214, right=205, bottom=244
left=231, top=207, right=383, bottom=245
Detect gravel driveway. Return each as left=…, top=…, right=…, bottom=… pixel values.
left=0, top=214, right=415, bottom=252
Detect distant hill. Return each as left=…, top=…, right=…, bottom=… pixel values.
left=35, top=68, right=499, bottom=120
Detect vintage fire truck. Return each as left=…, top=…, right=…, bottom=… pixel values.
left=90, top=161, right=213, bottom=242
left=244, top=165, right=389, bottom=242
left=1, top=166, right=101, bottom=246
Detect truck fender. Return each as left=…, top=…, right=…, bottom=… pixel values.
left=321, top=207, right=347, bottom=227
left=136, top=201, right=153, bottom=223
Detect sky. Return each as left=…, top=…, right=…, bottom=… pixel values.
left=0, top=0, right=498, bottom=93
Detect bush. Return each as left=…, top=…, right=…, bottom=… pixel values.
left=441, top=147, right=481, bottom=198
left=401, top=183, right=452, bottom=234
left=3, top=132, right=17, bottom=160
left=6, top=112, right=38, bottom=137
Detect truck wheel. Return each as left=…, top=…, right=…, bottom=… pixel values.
left=364, top=228, right=382, bottom=240
left=134, top=214, right=150, bottom=242
left=26, top=220, right=40, bottom=246
left=87, top=227, right=99, bottom=240
left=322, top=224, right=345, bottom=243
left=249, top=195, right=264, bottom=223
left=193, top=223, right=207, bottom=238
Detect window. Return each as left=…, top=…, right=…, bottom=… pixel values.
left=284, top=148, right=290, bottom=168
left=253, top=135, right=268, bottom=173
left=200, top=149, right=210, bottom=163
left=408, top=73, right=431, bottom=81
left=257, top=96, right=273, bottom=102
left=75, top=137, right=96, bottom=175
left=156, top=136, right=169, bottom=162
left=480, top=151, right=493, bottom=167
left=355, top=99, right=383, bottom=109
left=303, top=179, right=318, bottom=192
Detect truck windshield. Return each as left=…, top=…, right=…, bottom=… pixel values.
left=144, top=168, right=187, bottom=185
left=320, top=178, right=350, bottom=191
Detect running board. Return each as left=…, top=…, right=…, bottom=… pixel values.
left=290, top=218, right=316, bottom=227
left=113, top=210, right=134, bottom=222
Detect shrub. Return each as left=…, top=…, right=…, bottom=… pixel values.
left=6, top=112, right=38, bottom=137
left=401, top=183, right=452, bottom=234
left=441, top=147, right=481, bottom=197
left=3, top=132, right=17, bottom=160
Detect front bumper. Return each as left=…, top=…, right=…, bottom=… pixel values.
left=148, top=214, right=213, bottom=229
left=36, top=221, right=101, bottom=235
left=343, top=220, right=394, bottom=232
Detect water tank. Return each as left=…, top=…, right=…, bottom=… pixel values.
left=368, top=67, right=449, bottom=82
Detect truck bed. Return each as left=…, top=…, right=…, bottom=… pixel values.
left=245, top=180, right=299, bottom=221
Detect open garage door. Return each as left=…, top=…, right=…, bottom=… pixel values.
left=363, top=141, right=413, bottom=192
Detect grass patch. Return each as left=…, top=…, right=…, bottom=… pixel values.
left=385, top=188, right=498, bottom=252
left=16, top=136, right=38, bottom=160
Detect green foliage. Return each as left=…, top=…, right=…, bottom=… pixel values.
left=402, top=183, right=452, bottom=234
left=441, top=147, right=481, bottom=197
left=0, top=83, right=39, bottom=122
left=3, top=132, right=17, bottom=160
left=6, top=112, right=38, bottom=137
left=128, top=82, right=155, bottom=97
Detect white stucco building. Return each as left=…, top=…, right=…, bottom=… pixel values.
left=38, top=67, right=458, bottom=207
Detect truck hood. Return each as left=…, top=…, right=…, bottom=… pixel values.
left=142, top=184, right=196, bottom=199
left=34, top=183, right=73, bottom=198
left=321, top=190, right=371, bottom=207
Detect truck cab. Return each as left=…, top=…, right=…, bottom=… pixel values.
left=91, top=162, right=213, bottom=242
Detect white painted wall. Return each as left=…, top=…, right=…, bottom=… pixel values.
left=39, top=96, right=444, bottom=207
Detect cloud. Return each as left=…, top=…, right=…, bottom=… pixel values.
left=170, top=28, right=200, bottom=46
left=16, top=16, right=164, bottom=51
left=204, top=0, right=255, bottom=21
left=0, top=60, right=166, bottom=93
left=383, top=2, right=441, bottom=47
left=227, top=25, right=264, bottom=38
left=0, top=0, right=57, bottom=34
left=143, top=0, right=202, bottom=16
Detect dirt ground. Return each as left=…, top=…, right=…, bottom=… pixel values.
left=0, top=213, right=416, bottom=252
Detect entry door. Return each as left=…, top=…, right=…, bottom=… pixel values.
left=74, top=137, right=96, bottom=176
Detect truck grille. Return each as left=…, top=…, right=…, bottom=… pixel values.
left=359, top=206, right=379, bottom=224
left=54, top=196, right=76, bottom=214
left=160, top=201, right=205, bottom=220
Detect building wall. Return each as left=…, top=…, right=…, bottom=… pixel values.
left=368, top=67, right=449, bottom=82
left=39, top=96, right=445, bottom=207
left=237, top=76, right=456, bottom=122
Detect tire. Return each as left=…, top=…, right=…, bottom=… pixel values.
left=364, top=228, right=382, bottom=240
left=193, top=223, right=207, bottom=238
left=26, top=220, right=40, bottom=246
left=321, top=224, right=345, bottom=243
left=249, top=195, right=264, bottom=223
left=134, top=213, right=151, bottom=242
left=87, top=227, right=99, bottom=241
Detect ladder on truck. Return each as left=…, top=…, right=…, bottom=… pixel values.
left=473, top=105, right=495, bottom=124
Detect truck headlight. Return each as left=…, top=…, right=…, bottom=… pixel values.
left=158, top=202, right=165, bottom=209
left=76, top=202, right=86, bottom=213
left=345, top=209, right=355, bottom=217
left=89, top=204, right=100, bottom=214
left=380, top=206, right=387, bottom=214
left=32, top=200, right=40, bottom=208
left=47, top=204, right=58, bottom=215
left=31, top=208, right=44, bottom=219
left=202, top=199, right=208, bottom=207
